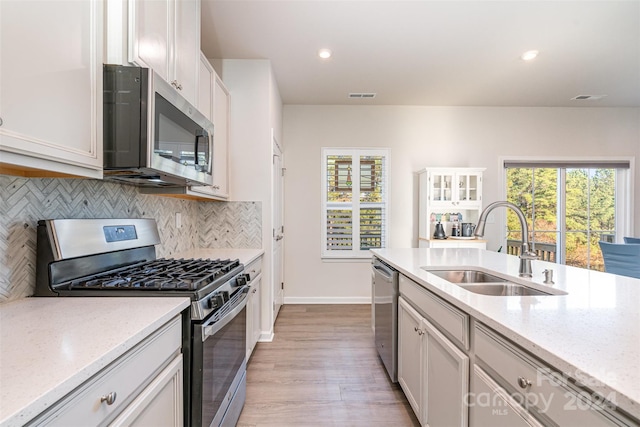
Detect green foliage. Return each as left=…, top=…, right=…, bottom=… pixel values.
left=506, top=167, right=616, bottom=271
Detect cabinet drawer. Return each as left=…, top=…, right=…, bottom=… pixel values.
left=31, top=316, right=182, bottom=426
left=470, top=365, right=543, bottom=427
left=399, top=274, right=469, bottom=350
left=474, top=324, right=629, bottom=427
left=245, top=256, right=263, bottom=279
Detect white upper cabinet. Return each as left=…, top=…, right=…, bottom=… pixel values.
left=418, top=167, right=486, bottom=247
left=424, top=168, right=484, bottom=207
left=0, top=0, right=103, bottom=178
left=171, top=0, right=200, bottom=105
left=109, top=0, right=201, bottom=106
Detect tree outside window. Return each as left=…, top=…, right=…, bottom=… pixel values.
left=506, top=167, right=617, bottom=271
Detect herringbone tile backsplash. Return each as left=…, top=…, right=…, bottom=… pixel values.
left=0, top=175, right=261, bottom=302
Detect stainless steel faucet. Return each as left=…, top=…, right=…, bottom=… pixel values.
left=474, top=201, right=538, bottom=277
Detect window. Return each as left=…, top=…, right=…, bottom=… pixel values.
left=322, top=148, right=389, bottom=258
left=504, top=160, right=632, bottom=271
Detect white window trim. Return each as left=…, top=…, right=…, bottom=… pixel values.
left=499, top=156, right=634, bottom=251
left=321, top=147, right=390, bottom=260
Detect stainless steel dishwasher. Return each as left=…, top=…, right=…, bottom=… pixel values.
left=372, top=257, right=399, bottom=382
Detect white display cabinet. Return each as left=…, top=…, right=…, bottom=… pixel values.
left=417, top=167, right=487, bottom=249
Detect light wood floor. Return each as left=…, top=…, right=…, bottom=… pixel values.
left=237, top=304, right=420, bottom=427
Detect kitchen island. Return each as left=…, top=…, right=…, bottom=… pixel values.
left=0, top=297, right=190, bottom=427
left=372, top=247, right=640, bottom=425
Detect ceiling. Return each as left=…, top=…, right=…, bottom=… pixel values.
left=201, top=1, right=640, bottom=107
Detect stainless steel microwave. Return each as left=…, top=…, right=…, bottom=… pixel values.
left=103, top=65, right=214, bottom=187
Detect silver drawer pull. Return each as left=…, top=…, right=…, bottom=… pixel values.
left=100, top=391, right=117, bottom=405
left=517, top=377, right=532, bottom=389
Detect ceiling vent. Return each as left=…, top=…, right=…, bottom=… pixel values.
left=571, top=95, right=607, bottom=101
left=349, top=93, right=377, bottom=99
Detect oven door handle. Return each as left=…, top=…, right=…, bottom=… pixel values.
left=202, top=287, right=249, bottom=342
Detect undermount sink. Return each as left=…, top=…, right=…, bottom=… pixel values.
left=457, top=283, right=551, bottom=296
left=428, top=270, right=508, bottom=284
left=423, top=268, right=564, bottom=296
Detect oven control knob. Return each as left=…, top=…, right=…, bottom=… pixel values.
left=235, top=274, right=250, bottom=287
left=207, top=294, right=224, bottom=309
left=223, top=290, right=231, bottom=302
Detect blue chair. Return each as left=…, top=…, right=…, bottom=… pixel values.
left=623, top=236, right=640, bottom=244
left=598, top=241, right=640, bottom=279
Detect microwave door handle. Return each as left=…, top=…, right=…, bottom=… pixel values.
left=194, top=132, right=201, bottom=167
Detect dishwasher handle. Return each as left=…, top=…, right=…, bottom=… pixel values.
left=373, top=262, right=396, bottom=282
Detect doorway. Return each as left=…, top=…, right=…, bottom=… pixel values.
left=272, top=133, right=284, bottom=319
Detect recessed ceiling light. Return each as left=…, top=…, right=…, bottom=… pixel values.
left=520, top=50, right=539, bottom=61
left=318, top=48, right=332, bottom=59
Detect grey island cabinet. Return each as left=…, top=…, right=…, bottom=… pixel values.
left=372, top=248, right=640, bottom=427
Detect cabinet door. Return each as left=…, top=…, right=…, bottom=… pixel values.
left=0, top=0, right=103, bottom=178
left=469, top=366, right=543, bottom=427
left=110, top=355, right=184, bottom=427
left=248, top=275, right=262, bottom=358
left=198, top=53, right=214, bottom=121
left=398, top=297, right=424, bottom=423
left=423, top=317, right=469, bottom=427
left=189, top=62, right=229, bottom=200
left=173, top=0, right=200, bottom=106
left=212, top=74, right=230, bottom=197
left=429, top=172, right=455, bottom=204
left=455, top=172, right=482, bottom=206
left=129, top=0, right=172, bottom=81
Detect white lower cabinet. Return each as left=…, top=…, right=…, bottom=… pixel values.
left=398, top=296, right=469, bottom=427
left=110, top=355, right=183, bottom=427
left=398, top=296, right=424, bottom=417
left=246, top=256, right=263, bottom=359
left=28, top=316, right=183, bottom=426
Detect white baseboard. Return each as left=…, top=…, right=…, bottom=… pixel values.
left=283, top=296, right=371, bottom=304
left=258, top=331, right=274, bottom=342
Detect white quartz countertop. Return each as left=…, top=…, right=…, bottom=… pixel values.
left=172, top=248, right=264, bottom=266
left=0, top=297, right=190, bottom=427
left=372, top=248, right=640, bottom=421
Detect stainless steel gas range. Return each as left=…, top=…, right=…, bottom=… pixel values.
left=35, top=218, right=251, bottom=427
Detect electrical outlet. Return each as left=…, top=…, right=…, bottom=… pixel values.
left=175, top=212, right=182, bottom=229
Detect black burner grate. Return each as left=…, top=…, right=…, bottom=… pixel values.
left=59, top=258, right=241, bottom=291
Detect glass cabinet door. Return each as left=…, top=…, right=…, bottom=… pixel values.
left=456, top=173, right=481, bottom=204
left=430, top=173, right=454, bottom=202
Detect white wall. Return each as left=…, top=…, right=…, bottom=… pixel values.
left=282, top=105, right=640, bottom=302
left=219, top=59, right=283, bottom=338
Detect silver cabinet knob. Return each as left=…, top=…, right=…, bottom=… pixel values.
left=517, top=377, right=532, bottom=389
left=100, top=391, right=117, bottom=405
